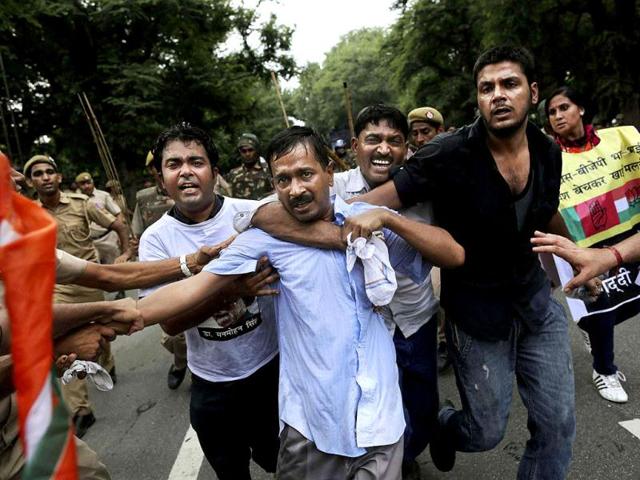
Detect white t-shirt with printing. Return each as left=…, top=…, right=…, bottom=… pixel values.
left=139, top=197, right=278, bottom=382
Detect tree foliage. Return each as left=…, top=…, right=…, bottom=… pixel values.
left=387, top=0, right=640, bottom=129
left=0, top=0, right=295, bottom=181
left=288, top=0, right=639, bottom=134
left=289, top=28, right=400, bottom=137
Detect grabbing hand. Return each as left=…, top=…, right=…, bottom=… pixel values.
left=54, top=324, right=117, bottom=362
left=54, top=353, right=78, bottom=377
left=226, top=256, right=280, bottom=299
left=343, top=209, right=390, bottom=241
left=188, top=235, right=237, bottom=273
left=96, top=297, right=143, bottom=335
left=531, top=231, right=615, bottom=291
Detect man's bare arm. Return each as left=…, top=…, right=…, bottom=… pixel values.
left=53, top=298, right=142, bottom=338
left=137, top=272, right=238, bottom=335
left=344, top=208, right=465, bottom=268
left=251, top=202, right=344, bottom=249
left=107, top=218, right=132, bottom=263
left=76, top=240, right=232, bottom=291
left=532, top=231, right=640, bottom=289
left=546, top=211, right=571, bottom=238
left=350, top=180, right=404, bottom=209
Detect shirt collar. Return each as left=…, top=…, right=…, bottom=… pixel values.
left=332, top=194, right=353, bottom=226
left=343, top=167, right=371, bottom=194
left=57, top=191, right=72, bottom=204
left=467, top=115, right=550, bottom=152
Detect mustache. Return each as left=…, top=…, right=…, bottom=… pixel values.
left=289, top=193, right=313, bottom=207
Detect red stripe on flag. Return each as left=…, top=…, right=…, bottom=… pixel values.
left=0, top=153, right=77, bottom=479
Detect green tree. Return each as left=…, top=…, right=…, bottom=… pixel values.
left=0, top=0, right=294, bottom=184
left=387, top=0, right=640, bottom=128
left=290, top=28, right=400, bottom=136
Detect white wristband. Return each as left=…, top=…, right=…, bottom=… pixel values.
left=179, top=254, right=193, bottom=277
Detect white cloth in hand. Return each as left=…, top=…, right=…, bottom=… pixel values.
left=346, top=232, right=397, bottom=306
left=61, top=360, right=114, bottom=392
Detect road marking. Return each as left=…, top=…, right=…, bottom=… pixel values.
left=168, top=426, right=204, bottom=480
left=619, top=419, right=640, bottom=440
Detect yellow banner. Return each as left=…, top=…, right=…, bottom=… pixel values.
left=558, top=126, right=640, bottom=247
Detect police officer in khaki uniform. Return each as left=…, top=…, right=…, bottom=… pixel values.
left=76, top=172, right=130, bottom=265
left=226, top=133, right=273, bottom=200
left=407, top=106, right=445, bottom=154
left=25, top=154, right=130, bottom=437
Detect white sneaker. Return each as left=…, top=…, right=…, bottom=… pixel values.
left=580, top=328, right=592, bottom=353
left=592, top=370, right=628, bottom=403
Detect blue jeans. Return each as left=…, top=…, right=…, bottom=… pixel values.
left=441, top=298, right=575, bottom=479
left=393, top=315, right=439, bottom=464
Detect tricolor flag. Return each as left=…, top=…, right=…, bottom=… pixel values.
left=561, top=178, right=640, bottom=243
left=0, top=152, right=77, bottom=479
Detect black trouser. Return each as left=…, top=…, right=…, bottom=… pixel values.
left=190, top=356, right=280, bottom=480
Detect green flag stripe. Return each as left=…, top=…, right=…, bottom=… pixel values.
left=22, top=369, right=74, bottom=479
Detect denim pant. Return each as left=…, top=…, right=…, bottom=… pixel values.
left=190, top=356, right=280, bottom=480
left=393, top=315, right=438, bottom=464
left=441, top=298, right=576, bottom=479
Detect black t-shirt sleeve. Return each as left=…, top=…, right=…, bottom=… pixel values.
left=392, top=140, right=444, bottom=208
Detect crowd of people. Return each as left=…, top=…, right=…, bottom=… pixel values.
left=1, top=44, right=640, bottom=480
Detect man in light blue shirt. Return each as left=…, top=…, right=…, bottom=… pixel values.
left=138, top=126, right=464, bottom=479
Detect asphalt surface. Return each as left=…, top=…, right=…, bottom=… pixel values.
left=84, top=294, right=640, bottom=479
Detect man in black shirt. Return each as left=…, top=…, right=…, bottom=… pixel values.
left=351, top=46, right=575, bottom=479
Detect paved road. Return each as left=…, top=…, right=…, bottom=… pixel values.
left=84, top=296, right=640, bottom=479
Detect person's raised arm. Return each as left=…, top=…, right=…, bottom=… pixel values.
left=251, top=202, right=344, bottom=249
left=531, top=231, right=640, bottom=290
left=138, top=259, right=279, bottom=336
left=343, top=208, right=464, bottom=268
left=349, top=179, right=404, bottom=209
left=53, top=297, right=143, bottom=338
left=75, top=238, right=234, bottom=291
left=109, top=218, right=133, bottom=263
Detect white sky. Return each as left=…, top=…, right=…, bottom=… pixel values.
left=228, top=0, right=400, bottom=89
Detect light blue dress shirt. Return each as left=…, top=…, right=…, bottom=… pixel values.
left=205, top=196, right=429, bottom=457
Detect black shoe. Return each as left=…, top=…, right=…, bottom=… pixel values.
left=74, top=412, right=96, bottom=439
left=168, top=365, right=187, bottom=390
left=108, top=366, right=117, bottom=385
left=429, top=401, right=456, bottom=472
left=437, top=341, right=452, bottom=373
left=402, top=459, right=422, bottom=480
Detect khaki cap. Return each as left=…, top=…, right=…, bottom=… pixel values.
left=75, top=172, right=92, bottom=183
left=408, top=107, right=444, bottom=127
left=24, top=155, right=57, bottom=177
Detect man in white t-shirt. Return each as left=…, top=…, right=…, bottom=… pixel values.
left=138, top=123, right=280, bottom=480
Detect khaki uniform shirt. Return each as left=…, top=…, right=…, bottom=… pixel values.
left=38, top=192, right=115, bottom=302
left=227, top=163, right=273, bottom=200
left=39, top=192, right=116, bottom=263
left=131, top=186, right=174, bottom=237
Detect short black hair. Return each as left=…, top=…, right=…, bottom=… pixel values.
left=545, top=86, right=587, bottom=118
left=473, top=46, right=536, bottom=85
left=265, top=126, right=332, bottom=172
left=151, top=122, right=219, bottom=171
left=354, top=104, right=408, bottom=139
